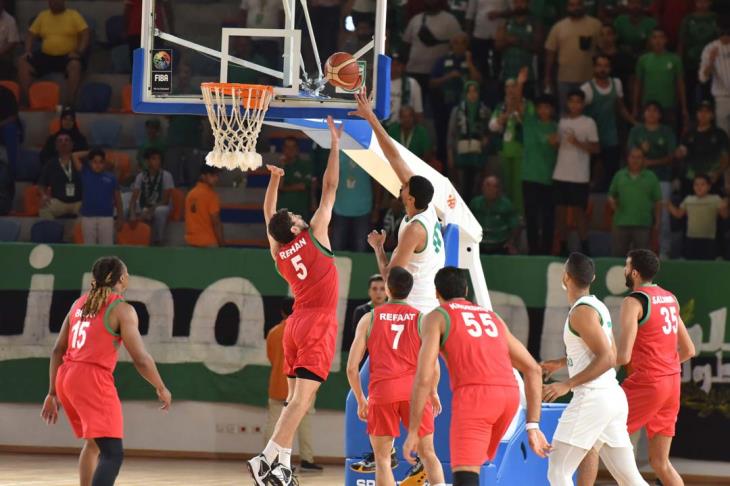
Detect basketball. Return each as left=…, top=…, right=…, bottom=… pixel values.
left=324, top=52, right=361, bottom=90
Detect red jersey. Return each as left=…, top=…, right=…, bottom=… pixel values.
left=438, top=299, right=517, bottom=390
left=628, top=285, right=681, bottom=380
left=64, top=293, right=124, bottom=372
left=275, top=229, right=338, bottom=313
left=366, top=302, right=421, bottom=404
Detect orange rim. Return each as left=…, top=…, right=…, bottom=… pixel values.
left=201, top=83, right=274, bottom=109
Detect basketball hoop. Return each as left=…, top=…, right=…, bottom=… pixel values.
left=201, top=83, right=274, bottom=171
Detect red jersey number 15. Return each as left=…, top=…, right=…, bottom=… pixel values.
left=462, top=312, right=499, bottom=338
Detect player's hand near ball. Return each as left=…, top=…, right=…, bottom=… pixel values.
left=527, top=427, right=552, bottom=458
left=326, top=115, right=343, bottom=143
left=349, top=89, right=376, bottom=122
left=40, top=394, right=60, bottom=425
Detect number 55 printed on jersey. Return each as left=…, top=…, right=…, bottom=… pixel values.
left=291, top=255, right=308, bottom=280
left=462, top=312, right=499, bottom=338
left=660, top=306, right=679, bottom=335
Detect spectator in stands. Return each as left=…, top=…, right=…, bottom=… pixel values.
left=633, top=28, right=688, bottom=131
left=387, top=105, right=433, bottom=161
left=307, top=0, right=340, bottom=68
left=331, top=153, right=379, bottom=252
left=388, top=51, right=424, bottom=126
left=667, top=173, right=729, bottom=259
left=653, top=0, right=693, bottom=48
left=470, top=175, right=521, bottom=254
left=0, top=0, right=20, bottom=79
left=124, top=0, right=173, bottom=67
left=265, top=298, right=322, bottom=471
left=238, top=0, right=283, bottom=61
left=71, top=149, right=124, bottom=245
left=402, top=0, right=462, bottom=98
left=597, top=23, right=635, bottom=94
left=678, top=0, right=718, bottom=108
left=185, top=164, right=223, bottom=248
left=676, top=100, right=729, bottom=194
left=38, top=133, right=82, bottom=219
left=430, top=32, right=481, bottom=162
left=494, top=0, right=543, bottom=98
left=522, top=94, right=559, bottom=255
left=489, top=69, right=528, bottom=213
left=553, top=89, right=599, bottom=255
left=277, top=137, right=313, bottom=220
left=0, top=83, right=19, bottom=175
left=128, top=148, right=174, bottom=245
left=138, top=119, right=167, bottom=169
left=608, top=147, right=662, bottom=256
left=582, top=54, right=636, bottom=191
left=343, top=274, right=386, bottom=352
left=544, top=0, right=602, bottom=111
left=613, top=0, right=657, bottom=65
left=342, top=17, right=375, bottom=56
left=17, top=0, right=89, bottom=106
left=628, top=101, right=676, bottom=256
left=448, top=80, right=491, bottom=203
left=40, top=106, right=88, bottom=166
left=699, top=20, right=730, bottom=137
left=382, top=197, right=405, bottom=251
left=464, top=0, right=508, bottom=93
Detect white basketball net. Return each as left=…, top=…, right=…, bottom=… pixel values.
left=201, top=83, right=273, bottom=171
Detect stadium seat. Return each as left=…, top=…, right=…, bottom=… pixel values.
left=89, top=118, right=122, bottom=147
left=49, top=117, right=83, bottom=134
left=72, top=221, right=83, bottom=244
left=121, top=84, right=133, bottom=113
left=30, top=220, right=64, bottom=243
left=105, top=15, right=127, bottom=47
left=168, top=188, right=185, bottom=221
left=29, top=81, right=60, bottom=111
left=77, top=82, right=112, bottom=113
left=0, top=219, right=21, bottom=241
left=111, top=45, right=131, bottom=74
left=0, top=80, right=20, bottom=101
left=106, top=151, right=132, bottom=183
left=117, top=222, right=151, bottom=246
left=16, top=149, right=41, bottom=182
left=21, top=185, right=42, bottom=217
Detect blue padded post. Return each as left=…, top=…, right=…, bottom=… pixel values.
left=443, top=224, right=460, bottom=267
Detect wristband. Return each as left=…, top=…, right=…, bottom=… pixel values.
left=525, top=422, right=540, bottom=431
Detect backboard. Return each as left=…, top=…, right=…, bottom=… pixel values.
left=132, top=0, right=390, bottom=120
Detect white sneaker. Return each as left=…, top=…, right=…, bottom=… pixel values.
left=247, top=454, right=272, bottom=486
left=268, top=463, right=298, bottom=486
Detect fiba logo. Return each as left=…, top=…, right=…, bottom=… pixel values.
left=152, top=51, right=171, bottom=71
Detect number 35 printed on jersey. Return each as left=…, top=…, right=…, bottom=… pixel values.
left=660, top=306, right=679, bottom=335
left=462, top=312, right=499, bottom=338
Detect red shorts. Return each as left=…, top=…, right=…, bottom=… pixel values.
left=450, top=384, right=519, bottom=467
left=622, top=373, right=680, bottom=438
left=56, top=362, right=123, bottom=439
left=367, top=400, right=434, bottom=438
left=283, top=310, right=338, bottom=381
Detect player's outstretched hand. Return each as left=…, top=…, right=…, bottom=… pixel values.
left=527, top=428, right=552, bottom=458
left=402, top=432, right=419, bottom=465
left=326, top=115, right=344, bottom=144
left=157, top=386, right=172, bottom=411
left=266, top=164, right=285, bottom=178
left=41, top=394, right=59, bottom=425
left=542, top=381, right=571, bottom=403
left=348, top=88, right=376, bottom=121
left=540, top=358, right=565, bottom=380
left=367, top=229, right=386, bottom=250
left=356, top=397, right=368, bottom=422
left=430, top=392, right=442, bottom=417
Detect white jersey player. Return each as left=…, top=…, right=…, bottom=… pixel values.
left=541, top=253, right=648, bottom=486
left=351, top=91, right=446, bottom=314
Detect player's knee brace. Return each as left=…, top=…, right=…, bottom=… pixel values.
left=452, top=471, right=479, bottom=486
left=92, top=438, right=124, bottom=486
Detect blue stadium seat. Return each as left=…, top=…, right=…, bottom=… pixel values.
left=30, top=220, right=64, bottom=243
left=77, top=82, right=112, bottom=113
left=16, top=149, right=41, bottom=182
left=90, top=118, right=122, bottom=147
left=0, top=219, right=21, bottom=241
left=105, top=15, right=126, bottom=47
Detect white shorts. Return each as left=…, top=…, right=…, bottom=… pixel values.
left=553, top=384, right=632, bottom=450
left=407, top=295, right=439, bottom=314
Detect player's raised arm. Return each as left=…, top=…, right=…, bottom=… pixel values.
left=263, top=164, right=284, bottom=256
left=116, top=302, right=171, bottom=410
left=616, top=295, right=643, bottom=366
left=41, top=312, right=71, bottom=425
left=310, top=116, right=343, bottom=246
left=346, top=313, right=372, bottom=422
left=350, top=89, right=414, bottom=185
left=403, top=309, right=442, bottom=464
left=368, top=222, right=426, bottom=281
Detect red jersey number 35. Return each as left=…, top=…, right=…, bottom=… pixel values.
left=660, top=306, right=679, bottom=335
left=462, top=312, right=499, bottom=338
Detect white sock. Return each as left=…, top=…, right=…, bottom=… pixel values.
left=262, top=440, right=282, bottom=464
left=279, top=448, right=292, bottom=468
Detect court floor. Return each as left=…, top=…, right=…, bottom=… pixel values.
left=1, top=453, right=727, bottom=485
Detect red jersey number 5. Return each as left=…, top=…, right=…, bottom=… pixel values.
left=462, top=312, right=499, bottom=338
left=291, top=255, right=308, bottom=280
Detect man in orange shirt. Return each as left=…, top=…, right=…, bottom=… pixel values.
left=185, top=164, right=223, bottom=247
left=266, top=299, right=322, bottom=471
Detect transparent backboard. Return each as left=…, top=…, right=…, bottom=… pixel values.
left=133, top=0, right=390, bottom=120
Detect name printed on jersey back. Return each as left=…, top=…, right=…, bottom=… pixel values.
left=377, top=312, right=417, bottom=322
left=278, top=236, right=307, bottom=260
left=651, top=295, right=676, bottom=305
left=447, top=302, right=483, bottom=312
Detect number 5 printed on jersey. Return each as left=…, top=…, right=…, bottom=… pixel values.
left=291, top=255, right=308, bottom=280
left=462, top=312, right=499, bottom=338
